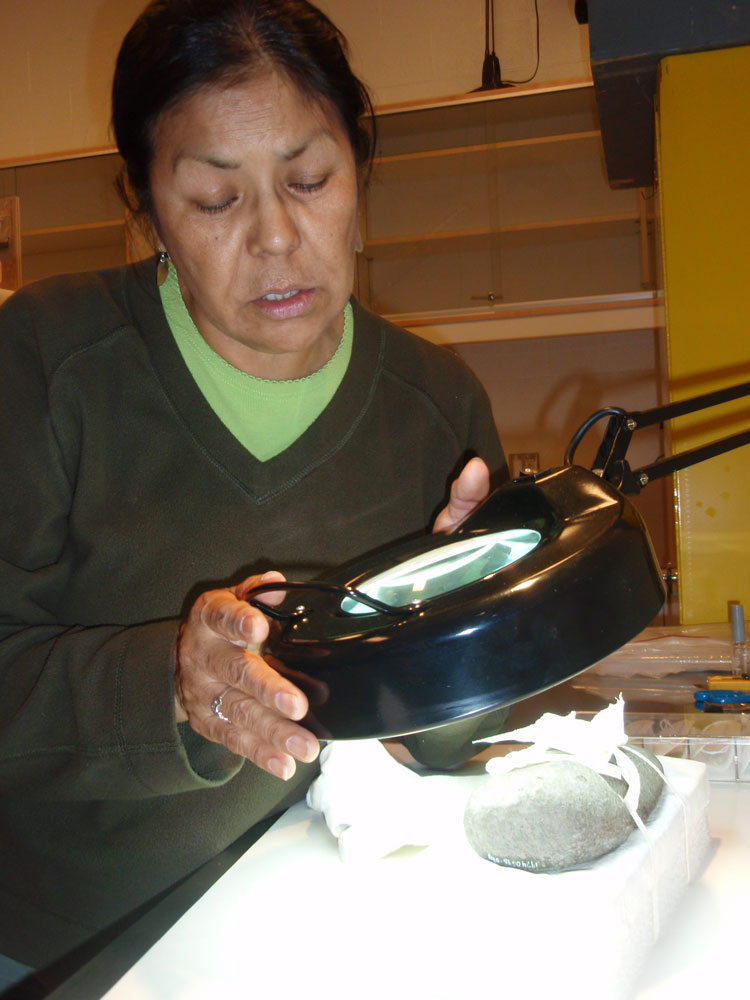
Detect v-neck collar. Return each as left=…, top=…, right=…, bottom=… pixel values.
left=128, top=258, right=384, bottom=504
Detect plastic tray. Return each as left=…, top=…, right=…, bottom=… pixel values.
left=624, top=711, right=750, bottom=782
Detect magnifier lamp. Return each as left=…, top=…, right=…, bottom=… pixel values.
left=248, top=380, right=749, bottom=742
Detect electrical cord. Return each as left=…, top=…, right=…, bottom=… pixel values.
left=502, top=0, right=540, bottom=86
left=564, top=407, right=627, bottom=466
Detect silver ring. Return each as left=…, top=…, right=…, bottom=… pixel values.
left=211, top=686, right=232, bottom=723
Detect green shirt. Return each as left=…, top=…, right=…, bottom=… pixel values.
left=160, top=264, right=352, bottom=461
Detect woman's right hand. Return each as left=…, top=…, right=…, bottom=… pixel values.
left=174, top=571, right=320, bottom=780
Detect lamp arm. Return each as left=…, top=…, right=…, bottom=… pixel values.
left=568, top=380, right=750, bottom=495
left=607, top=429, right=750, bottom=495
left=624, top=380, right=750, bottom=429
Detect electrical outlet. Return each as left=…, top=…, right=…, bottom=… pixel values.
left=509, top=453, right=540, bottom=479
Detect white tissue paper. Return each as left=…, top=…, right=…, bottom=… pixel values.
left=306, top=739, right=468, bottom=863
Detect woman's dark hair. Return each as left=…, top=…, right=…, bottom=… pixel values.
left=112, top=0, right=375, bottom=220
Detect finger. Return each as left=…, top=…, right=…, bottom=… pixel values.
left=223, top=692, right=319, bottom=762
left=207, top=715, right=300, bottom=781
left=197, top=589, right=270, bottom=648
left=434, top=457, right=490, bottom=533
left=206, top=692, right=320, bottom=779
left=449, top=456, right=490, bottom=514
left=236, top=570, right=288, bottom=609
left=220, top=648, right=309, bottom=722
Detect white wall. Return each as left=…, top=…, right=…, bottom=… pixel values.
left=319, top=0, right=590, bottom=106
left=0, top=0, right=145, bottom=162
left=0, top=0, right=590, bottom=163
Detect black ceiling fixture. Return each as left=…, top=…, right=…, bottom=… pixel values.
left=477, top=0, right=512, bottom=90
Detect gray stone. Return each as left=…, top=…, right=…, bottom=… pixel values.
left=463, top=748, right=665, bottom=873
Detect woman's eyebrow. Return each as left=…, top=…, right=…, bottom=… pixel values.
left=175, top=128, right=335, bottom=171
left=175, top=152, right=241, bottom=170
left=281, top=128, right=332, bottom=162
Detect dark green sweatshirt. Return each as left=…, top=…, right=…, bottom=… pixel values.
left=0, top=258, right=505, bottom=966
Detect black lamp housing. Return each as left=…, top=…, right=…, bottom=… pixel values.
left=251, top=465, right=664, bottom=741
left=248, top=380, right=748, bottom=743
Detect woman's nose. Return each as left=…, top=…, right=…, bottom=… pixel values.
left=248, top=195, right=300, bottom=256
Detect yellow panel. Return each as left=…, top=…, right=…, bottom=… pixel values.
left=656, top=46, right=750, bottom=623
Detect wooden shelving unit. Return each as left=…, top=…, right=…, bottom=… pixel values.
left=0, top=152, right=140, bottom=285
left=357, top=79, right=661, bottom=341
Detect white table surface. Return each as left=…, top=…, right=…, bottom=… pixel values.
left=98, top=774, right=749, bottom=1000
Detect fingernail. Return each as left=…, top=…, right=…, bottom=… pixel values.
left=268, top=757, right=293, bottom=781
left=238, top=614, right=253, bottom=639
left=286, top=734, right=314, bottom=760
left=275, top=691, right=302, bottom=718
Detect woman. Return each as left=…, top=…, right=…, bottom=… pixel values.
left=0, top=0, right=506, bottom=981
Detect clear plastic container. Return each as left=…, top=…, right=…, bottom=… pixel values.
left=624, top=711, right=750, bottom=782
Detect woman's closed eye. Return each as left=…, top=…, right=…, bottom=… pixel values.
left=196, top=195, right=238, bottom=215
left=195, top=175, right=327, bottom=214
left=290, top=176, right=328, bottom=195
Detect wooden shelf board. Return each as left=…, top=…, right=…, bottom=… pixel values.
left=22, top=219, right=125, bottom=255
left=373, top=131, right=603, bottom=177
left=374, top=77, right=595, bottom=117
left=364, top=215, right=642, bottom=255
left=394, top=292, right=665, bottom=344
left=0, top=146, right=118, bottom=171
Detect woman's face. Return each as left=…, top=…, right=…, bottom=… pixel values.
left=148, top=69, right=360, bottom=379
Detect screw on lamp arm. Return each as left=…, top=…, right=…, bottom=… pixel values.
left=567, top=381, right=750, bottom=496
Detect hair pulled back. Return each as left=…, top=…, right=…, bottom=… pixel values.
left=112, top=0, right=375, bottom=220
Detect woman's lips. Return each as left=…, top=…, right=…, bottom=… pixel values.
left=251, top=287, right=315, bottom=319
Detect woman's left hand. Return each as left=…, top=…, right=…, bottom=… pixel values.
left=432, top=457, right=490, bottom=534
